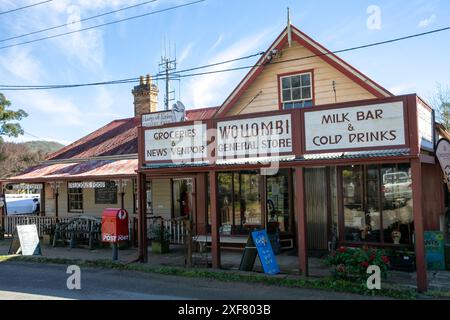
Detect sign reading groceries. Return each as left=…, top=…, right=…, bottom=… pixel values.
left=304, top=101, right=406, bottom=152
left=217, top=114, right=293, bottom=160
left=144, top=123, right=207, bottom=163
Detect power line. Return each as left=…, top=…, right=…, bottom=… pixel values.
left=1, top=24, right=449, bottom=91
left=0, top=0, right=52, bottom=16
left=0, top=0, right=206, bottom=51
left=0, top=0, right=159, bottom=43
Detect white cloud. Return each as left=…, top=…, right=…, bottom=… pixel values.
left=182, top=29, right=271, bottom=108
left=388, top=83, right=416, bottom=95
left=418, top=14, right=436, bottom=28
left=210, top=34, right=224, bottom=51
left=178, top=43, right=194, bottom=65
left=0, top=49, right=44, bottom=82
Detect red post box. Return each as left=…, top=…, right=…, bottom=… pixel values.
left=101, top=208, right=129, bottom=243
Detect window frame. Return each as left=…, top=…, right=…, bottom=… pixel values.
left=278, top=69, right=314, bottom=110
left=67, top=182, right=84, bottom=213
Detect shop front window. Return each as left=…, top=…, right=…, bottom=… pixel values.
left=266, top=169, right=290, bottom=233
left=341, top=164, right=413, bottom=245
left=381, top=164, right=413, bottom=244
left=217, top=171, right=261, bottom=235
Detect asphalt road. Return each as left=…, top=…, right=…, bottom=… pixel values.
left=0, top=262, right=386, bottom=300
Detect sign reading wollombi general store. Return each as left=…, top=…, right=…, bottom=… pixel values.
left=144, top=123, right=207, bottom=163
left=304, top=101, right=406, bottom=152
left=217, top=114, right=292, bottom=160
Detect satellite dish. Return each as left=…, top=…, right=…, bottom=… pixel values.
left=172, top=101, right=186, bottom=122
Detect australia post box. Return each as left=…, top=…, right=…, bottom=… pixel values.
left=101, top=208, right=129, bottom=243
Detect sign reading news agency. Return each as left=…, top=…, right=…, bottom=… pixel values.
left=304, top=101, right=406, bottom=152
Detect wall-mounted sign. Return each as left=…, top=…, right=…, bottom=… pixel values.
left=144, top=123, right=207, bottom=163
left=435, top=139, right=450, bottom=190
left=11, top=184, right=42, bottom=190
left=217, top=114, right=292, bottom=160
left=304, top=101, right=406, bottom=152
left=417, top=100, right=434, bottom=151
left=68, top=181, right=106, bottom=189
left=95, top=181, right=118, bottom=204
left=141, top=101, right=186, bottom=127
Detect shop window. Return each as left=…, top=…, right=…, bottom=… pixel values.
left=280, top=72, right=313, bottom=109
left=217, top=171, right=262, bottom=235
left=133, top=180, right=152, bottom=214
left=341, top=164, right=413, bottom=245
left=381, top=164, right=413, bottom=244
left=68, top=184, right=83, bottom=212
left=266, top=170, right=290, bottom=233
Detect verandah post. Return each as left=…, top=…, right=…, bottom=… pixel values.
left=411, top=158, right=428, bottom=292
left=137, top=172, right=148, bottom=262
left=295, top=167, right=308, bottom=276
left=209, top=171, right=221, bottom=268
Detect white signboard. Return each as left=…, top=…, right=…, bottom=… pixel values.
left=304, top=101, right=406, bottom=152
left=144, top=123, right=207, bottom=163
left=11, top=184, right=42, bottom=190
left=217, top=114, right=293, bottom=160
left=142, top=101, right=186, bottom=127
left=142, top=111, right=174, bottom=127
left=16, top=224, right=41, bottom=256
left=436, top=139, right=450, bottom=190
left=417, top=101, right=434, bottom=151
left=68, top=181, right=106, bottom=189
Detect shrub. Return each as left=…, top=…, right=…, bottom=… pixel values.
left=326, top=246, right=390, bottom=280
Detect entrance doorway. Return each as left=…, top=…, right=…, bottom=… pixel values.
left=172, top=178, right=194, bottom=219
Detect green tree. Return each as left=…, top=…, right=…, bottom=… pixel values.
left=0, top=93, right=28, bottom=141
left=430, top=84, right=450, bottom=130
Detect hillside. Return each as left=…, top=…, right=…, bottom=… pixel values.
left=0, top=140, right=66, bottom=179
left=23, top=141, right=65, bottom=155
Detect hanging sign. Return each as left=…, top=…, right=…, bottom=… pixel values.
left=217, top=114, right=292, bottom=161
left=144, top=123, right=208, bottom=163
left=304, top=101, right=406, bottom=152
left=435, top=139, right=450, bottom=190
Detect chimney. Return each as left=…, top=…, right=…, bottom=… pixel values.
left=132, top=74, right=159, bottom=117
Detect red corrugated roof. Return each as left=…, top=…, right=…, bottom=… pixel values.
left=46, top=106, right=219, bottom=161
left=8, top=159, right=138, bottom=182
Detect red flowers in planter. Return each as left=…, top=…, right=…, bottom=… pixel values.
left=360, top=261, right=370, bottom=268
left=381, top=255, right=390, bottom=265
left=338, top=246, right=347, bottom=253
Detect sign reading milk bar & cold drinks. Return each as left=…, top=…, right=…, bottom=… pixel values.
left=144, top=123, right=207, bottom=163
left=304, top=101, right=406, bottom=152
left=217, top=114, right=292, bottom=160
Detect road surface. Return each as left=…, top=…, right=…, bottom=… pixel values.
left=0, top=262, right=386, bottom=300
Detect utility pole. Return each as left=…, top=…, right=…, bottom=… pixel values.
left=159, top=56, right=178, bottom=111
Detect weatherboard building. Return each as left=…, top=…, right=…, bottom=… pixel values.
left=1, top=25, right=449, bottom=292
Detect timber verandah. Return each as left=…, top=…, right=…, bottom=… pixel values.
left=137, top=94, right=435, bottom=293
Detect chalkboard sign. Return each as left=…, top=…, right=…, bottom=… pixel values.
left=424, top=231, right=445, bottom=270
left=251, top=230, right=280, bottom=275
left=239, top=235, right=258, bottom=272
left=95, top=181, right=118, bottom=204
left=10, top=224, right=42, bottom=256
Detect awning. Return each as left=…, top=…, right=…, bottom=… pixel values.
left=6, top=159, right=138, bottom=182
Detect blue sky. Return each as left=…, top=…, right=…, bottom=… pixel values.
left=0, top=0, right=449, bottom=145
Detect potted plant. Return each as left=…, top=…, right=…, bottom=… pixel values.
left=151, top=224, right=171, bottom=254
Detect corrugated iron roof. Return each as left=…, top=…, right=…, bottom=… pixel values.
left=46, top=107, right=220, bottom=161
left=298, top=148, right=411, bottom=161
left=8, top=159, right=138, bottom=182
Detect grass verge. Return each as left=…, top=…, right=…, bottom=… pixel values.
left=0, top=254, right=430, bottom=299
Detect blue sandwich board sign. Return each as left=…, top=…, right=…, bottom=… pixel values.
left=251, top=230, right=280, bottom=275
